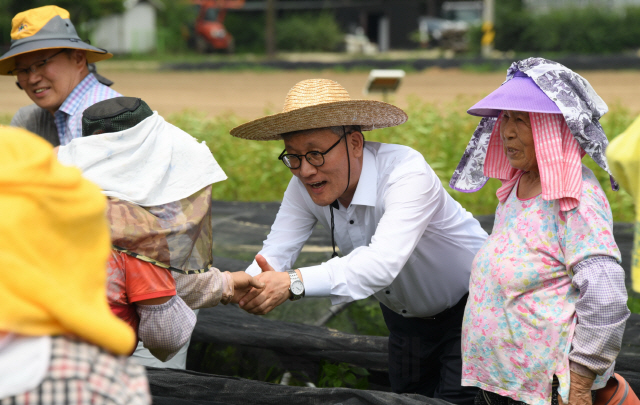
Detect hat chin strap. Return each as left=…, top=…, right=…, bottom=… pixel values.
left=329, top=127, right=351, bottom=258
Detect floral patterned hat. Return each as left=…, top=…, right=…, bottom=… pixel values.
left=449, top=57, right=618, bottom=193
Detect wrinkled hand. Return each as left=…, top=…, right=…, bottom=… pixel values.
left=558, top=371, right=594, bottom=405
left=229, top=272, right=264, bottom=304
left=238, top=254, right=296, bottom=315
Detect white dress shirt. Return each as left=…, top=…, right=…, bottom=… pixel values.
left=246, top=142, right=488, bottom=317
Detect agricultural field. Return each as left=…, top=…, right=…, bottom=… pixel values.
left=1, top=68, right=637, bottom=375
left=1, top=68, right=637, bottom=222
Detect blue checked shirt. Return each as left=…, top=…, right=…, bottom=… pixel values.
left=54, top=74, right=121, bottom=145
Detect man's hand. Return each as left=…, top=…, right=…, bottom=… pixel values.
left=238, top=254, right=301, bottom=315
left=558, top=370, right=594, bottom=405
left=229, top=272, right=264, bottom=304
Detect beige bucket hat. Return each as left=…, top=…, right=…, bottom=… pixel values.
left=230, top=79, right=408, bottom=141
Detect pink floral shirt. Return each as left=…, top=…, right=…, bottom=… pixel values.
left=461, top=166, right=620, bottom=404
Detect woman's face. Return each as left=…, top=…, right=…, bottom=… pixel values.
left=500, top=110, right=538, bottom=173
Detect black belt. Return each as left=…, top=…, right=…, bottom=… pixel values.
left=421, top=292, right=469, bottom=321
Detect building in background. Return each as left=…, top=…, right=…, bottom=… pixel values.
left=523, top=0, right=640, bottom=12
left=237, top=0, right=481, bottom=51
left=91, top=0, right=162, bottom=54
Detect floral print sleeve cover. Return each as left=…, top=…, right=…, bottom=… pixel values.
left=461, top=166, right=620, bottom=405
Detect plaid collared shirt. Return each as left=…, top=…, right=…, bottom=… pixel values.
left=54, top=74, right=121, bottom=146
left=0, top=335, right=150, bottom=405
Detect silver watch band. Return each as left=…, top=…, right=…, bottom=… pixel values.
left=288, top=270, right=304, bottom=301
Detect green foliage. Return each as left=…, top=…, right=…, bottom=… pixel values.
left=465, top=24, right=483, bottom=56
left=168, top=98, right=637, bottom=223
left=224, top=11, right=343, bottom=53
left=493, top=0, right=528, bottom=53
left=169, top=111, right=292, bottom=201
left=326, top=297, right=389, bottom=337
left=156, top=0, right=198, bottom=54
left=276, top=13, right=343, bottom=52
left=0, top=114, right=12, bottom=126
left=629, top=294, right=640, bottom=314
left=0, top=0, right=124, bottom=46
left=492, top=4, right=640, bottom=54
left=225, top=12, right=265, bottom=53
left=317, top=361, right=369, bottom=389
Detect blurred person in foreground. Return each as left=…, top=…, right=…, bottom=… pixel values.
left=0, top=127, right=149, bottom=405
left=607, top=115, right=640, bottom=294
left=450, top=57, right=630, bottom=405
left=57, top=96, right=263, bottom=369
left=0, top=5, right=119, bottom=146
left=230, top=79, right=488, bottom=404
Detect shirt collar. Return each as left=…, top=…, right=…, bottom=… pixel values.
left=58, top=74, right=99, bottom=116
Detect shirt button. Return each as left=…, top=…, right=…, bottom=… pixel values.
left=349, top=220, right=354, bottom=224
left=402, top=310, right=407, bottom=314
left=385, top=290, right=390, bottom=294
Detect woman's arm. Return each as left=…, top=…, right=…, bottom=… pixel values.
left=136, top=295, right=197, bottom=362
left=570, top=255, right=629, bottom=376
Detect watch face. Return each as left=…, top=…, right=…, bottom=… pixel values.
left=291, top=280, right=304, bottom=296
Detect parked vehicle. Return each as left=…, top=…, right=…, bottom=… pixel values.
left=188, top=0, right=244, bottom=53
left=417, top=2, right=482, bottom=52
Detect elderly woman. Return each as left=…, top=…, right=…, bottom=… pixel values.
left=450, top=58, right=630, bottom=405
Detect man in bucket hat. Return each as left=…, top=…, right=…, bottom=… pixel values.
left=231, top=79, right=488, bottom=404
left=1, top=5, right=120, bottom=146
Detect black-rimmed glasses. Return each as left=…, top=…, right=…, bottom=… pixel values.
left=9, top=49, right=67, bottom=81
left=278, top=134, right=346, bottom=169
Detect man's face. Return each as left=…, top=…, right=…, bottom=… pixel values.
left=283, top=128, right=354, bottom=207
left=14, top=48, right=87, bottom=114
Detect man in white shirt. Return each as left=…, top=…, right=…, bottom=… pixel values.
left=230, top=79, right=487, bottom=404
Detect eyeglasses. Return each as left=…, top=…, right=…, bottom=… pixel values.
left=9, top=49, right=67, bottom=81
left=278, top=134, right=346, bottom=169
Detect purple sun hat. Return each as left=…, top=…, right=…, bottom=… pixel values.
left=467, top=71, right=562, bottom=117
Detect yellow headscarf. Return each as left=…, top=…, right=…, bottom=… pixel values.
left=607, top=114, right=640, bottom=293
left=0, top=127, right=135, bottom=355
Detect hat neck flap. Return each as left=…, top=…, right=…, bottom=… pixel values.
left=450, top=57, right=618, bottom=194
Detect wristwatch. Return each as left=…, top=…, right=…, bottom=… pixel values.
left=288, top=270, right=305, bottom=301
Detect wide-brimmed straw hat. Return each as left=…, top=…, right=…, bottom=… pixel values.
left=0, top=6, right=112, bottom=76
left=230, top=79, right=408, bottom=141
left=467, top=71, right=561, bottom=117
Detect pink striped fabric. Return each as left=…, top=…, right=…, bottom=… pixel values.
left=483, top=112, right=585, bottom=211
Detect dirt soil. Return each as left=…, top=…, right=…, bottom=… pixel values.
left=1, top=68, right=639, bottom=120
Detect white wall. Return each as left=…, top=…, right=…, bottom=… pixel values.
left=524, top=0, right=640, bottom=13
left=92, top=2, right=156, bottom=54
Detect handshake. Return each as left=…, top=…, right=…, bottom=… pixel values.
left=225, top=254, right=298, bottom=316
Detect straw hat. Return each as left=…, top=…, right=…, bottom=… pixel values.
left=0, top=6, right=112, bottom=75
left=230, top=79, right=408, bottom=141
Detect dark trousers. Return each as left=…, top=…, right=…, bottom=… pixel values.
left=380, top=294, right=478, bottom=405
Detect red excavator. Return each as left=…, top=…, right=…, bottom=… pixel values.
left=189, top=0, right=244, bottom=53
